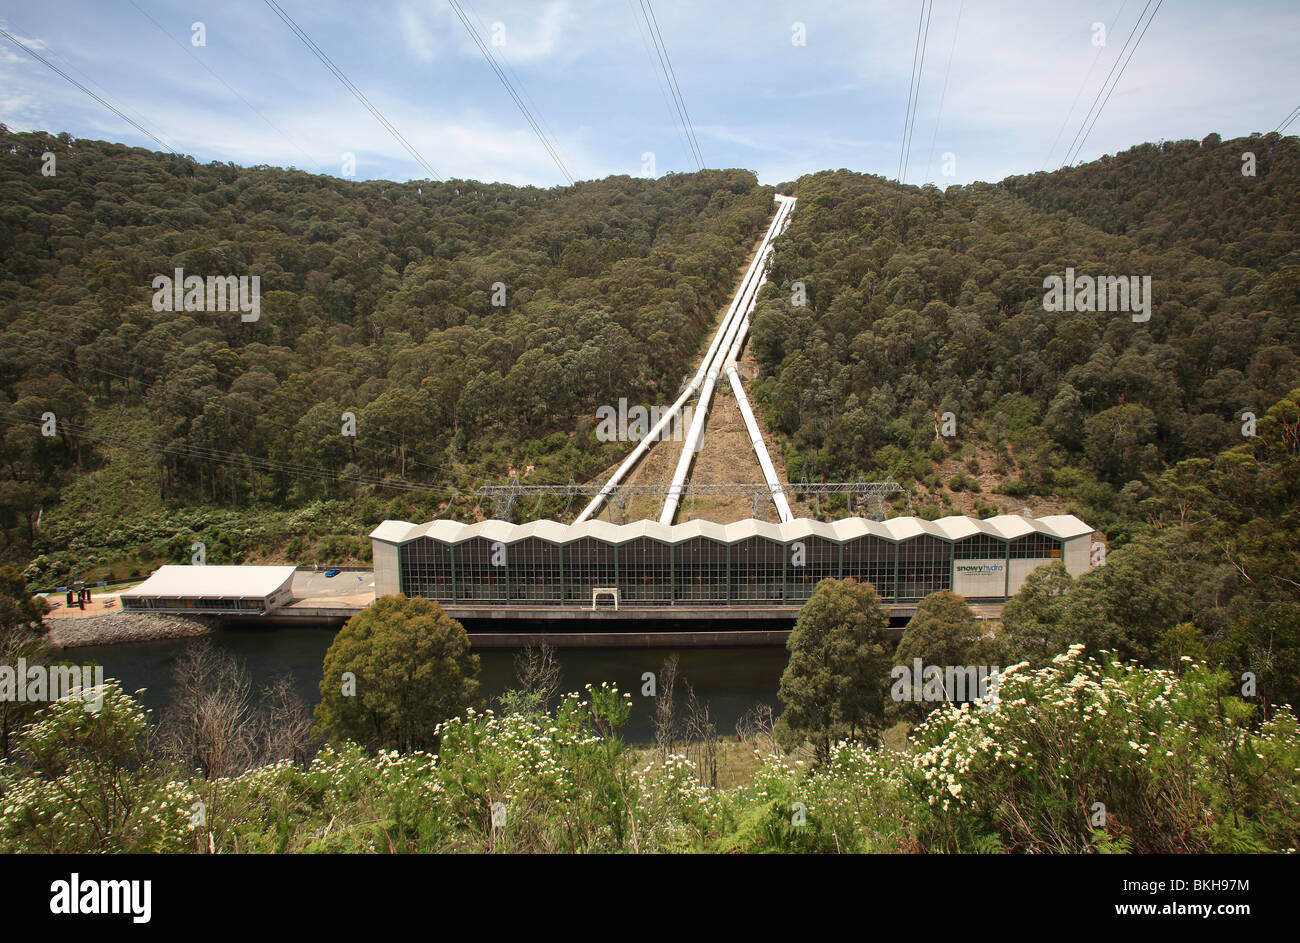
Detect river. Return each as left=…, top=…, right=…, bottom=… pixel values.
left=72, top=627, right=790, bottom=744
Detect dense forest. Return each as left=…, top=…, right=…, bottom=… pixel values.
left=1002, top=133, right=1299, bottom=273
left=753, top=132, right=1300, bottom=541
left=1, top=127, right=1297, bottom=590
left=0, top=125, right=774, bottom=579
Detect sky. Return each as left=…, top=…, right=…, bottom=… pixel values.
left=1, top=0, right=1297, bottom=189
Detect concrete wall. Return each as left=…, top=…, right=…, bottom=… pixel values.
left=372, top=540, right=401, bottom=597
left=1062, top=534, right=1092, bottom=577
left=1008, top=558, right=1050, bottom=595
left=952, top=559, right=1007, bottom=598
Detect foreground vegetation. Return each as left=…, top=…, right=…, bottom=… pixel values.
left=0, top=644, right=1295, bottom=854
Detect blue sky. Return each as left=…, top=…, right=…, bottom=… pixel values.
left=2, top=0, right=1297, bottom=188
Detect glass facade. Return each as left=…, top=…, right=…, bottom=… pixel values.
left=563, top=537, right=617, bottom=603
left=842, top=535, right=897, bottom=601
left=508, top=537, right=563, bottom=603
left=730, top=536, right=785, bottom=603
left=953, top=534, right=1006, bottom=559
left=454, top=537, right=508, bottom=602
left=1009, top=533, right=1063, bottom=558
left=618, top=537, right=674, bottom=605
left=399, top=537, right=454, bottom=599
left=896, top=535, right=953, bottom=601
left=390, top=527, right=1065, bottom=607
left=674, top=537, right=729, bottom=605
left=785, top=535, right=841, bottom=604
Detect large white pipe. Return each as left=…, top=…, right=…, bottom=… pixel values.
left=575, top=194, right=792, bottom=524
left=724, top=313, right=794, bottom=522
left=721, top=196, right=797, bottom=522
left=659, top=197, right=793, bottom=520
left=726, top=364, right=792, bottom=521
left=658, top=195, right=794, bottom=523
left=659, top=195, right=795, bottom=524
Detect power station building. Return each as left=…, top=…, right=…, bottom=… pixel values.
left=370, top=514, right=1093, bottom=609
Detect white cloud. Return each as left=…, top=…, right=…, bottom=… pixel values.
left=398, top=1, right=440, bottom=64
left=1, top=0, right=1298, bottom=188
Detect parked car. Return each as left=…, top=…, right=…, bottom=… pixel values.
left=324, top=568, right=341, bottom=578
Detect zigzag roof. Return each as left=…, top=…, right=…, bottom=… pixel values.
left=370, top=514, right=1093, bottom=547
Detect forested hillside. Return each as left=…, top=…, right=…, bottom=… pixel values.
left=2, top=126, right=1298, bottom=587
left=1003, top=133, right=1300, bottom=272
left=0, top=126, right=774, bottom=578
left=752, top=132, right=1300, bottom=538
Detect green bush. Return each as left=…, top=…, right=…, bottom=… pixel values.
left=2, top=652, right=1296, bottom=854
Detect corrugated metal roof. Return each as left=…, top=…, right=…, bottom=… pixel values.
left=368, top=514, right=1095, bottom=547
left=513, top=520, right=570, bottom=543
left=1035, top=514, right=1096, bottom=539
left=722, top=519, right=785, bottom=542
left=370, top=520, right=418, bottom=543
left=980, top=515, right=1039, bottom=540
left=777, top=519, right=838, bottom=541
left=931, top=516, right=984, bottom=540
left=674, top=519, right=729, bottom=543
left=621, top=519, right=669, bottom=542
left=565, top=519, right=625, bottom=543
left=119, top=565, right=296, bottom=600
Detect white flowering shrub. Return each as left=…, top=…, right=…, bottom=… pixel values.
left=207, top=744, right=447, bottom=852
left=712, top=747, right=912, bottom=853
left=0, top=683, right=194, bottom=853
left=632, top=753, right=716, bottom=851
left=904, top=645, right=1300, bottom=853
left=2, top=659, right=1296, bottom=854
left=213, top=682, right=642, bottom=853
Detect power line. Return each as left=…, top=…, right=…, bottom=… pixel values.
left=446, top=0, right=574, bottom=185
left=463, top=1, right=569, bottom=177
left=924, top=0, right=964, bottom=185
left=1044, top=0, right=1130, bottom=168
left=0, top=26, right=174, bottom=153
left=625, top=0, right=693, bottom=171
left=898, top=0, right=928, bottom=183
left=643, top=0, right=704, bottom=169
left=262, top=0, right=442, bottom=181
left=1066, top=0, right=1163, bottom=168
left=1274, top=104, right=1300, bottom=135
left=1060, top=0, right=1155, bottom=168
left=901, top=0, right=935, bottom=185
left=126, top=0, right=327, bottom=174
left=636, top=0, right=703, bottom=170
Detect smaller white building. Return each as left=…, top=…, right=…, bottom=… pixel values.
left=119, top=565, right=296, bottom=615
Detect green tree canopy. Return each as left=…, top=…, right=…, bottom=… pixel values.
left=776, top=578, right=893, bottom=761
left=315, top=595, right=482, bottom=752
left=893, top=590, right=993, bottom=716
left=999, top=561, right=1075, bottom=665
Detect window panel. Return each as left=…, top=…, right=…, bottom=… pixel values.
left=842, top=535, right=896, bottom=601
left=673, top=537, right=728, bottom=605
left=896, top=535, right=952, bottom=601
left=730, top=536, right=785, bottom=604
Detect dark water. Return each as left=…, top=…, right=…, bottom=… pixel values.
left=69, top=627, right=789, bottom=744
